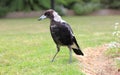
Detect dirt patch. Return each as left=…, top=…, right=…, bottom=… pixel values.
left=75, top=44, right=120, bottom=75
left=5, top=11, right=43, bottom=18
left=4, top=9, right=120, bottom=18
left=89, top=9, right=120, bottom=16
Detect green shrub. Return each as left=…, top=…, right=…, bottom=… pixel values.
left=110, top=0, right=120, bottom=9
left=55, top=5, right=67, bottom=16
left=72, top=3, right=85, bottom=15
left=37, top=0, right=50, bottom=10
left=0, top=7, right=9, bottom=17
left=101, top=0, right=120, bottom=9
left=73, top=3, right=101, bottom=15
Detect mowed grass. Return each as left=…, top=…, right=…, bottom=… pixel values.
left=0, top=16, right=120, bottom=75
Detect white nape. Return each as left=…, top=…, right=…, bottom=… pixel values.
left=53, top=11, right=66, bottom=22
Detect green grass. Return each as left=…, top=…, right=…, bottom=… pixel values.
left=0, top=16, right=120, bottom=75
left=116, top=59, right=120, bottom=69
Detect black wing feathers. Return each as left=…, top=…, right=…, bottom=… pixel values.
left=50, top=22, right=84, bottom=55
left=72, top=36, right=84, bottom=55
left=50, top=22, right=73, bottom=45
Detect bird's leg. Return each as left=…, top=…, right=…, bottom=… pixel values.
left=68, top=46, right=72, bottom=63
left=51, top=45, right=60, bottom=62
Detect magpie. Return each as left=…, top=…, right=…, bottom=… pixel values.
left=38, top=9, right=84, bottom=63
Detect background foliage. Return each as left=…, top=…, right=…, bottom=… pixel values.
left=0, top=0, right=120, bottom=17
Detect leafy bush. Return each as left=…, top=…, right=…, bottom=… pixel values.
left=0, top=7, right=9, bottom=17
left=37, top=0, right=50, bottom=10
left=55, top=5, right=67, bottom=16
left=110, top=0, right=120, bottom=9
left=73, top=3, right=100, bottom=15
left=101, top=0, right=120, bottom=9
left=72, top=4, right=85, bottom=15
left=0, top=0, right=51, bottom=17
left=0, top=0, right=120, bottom=17
left=0, top=0, right=50, bottom=12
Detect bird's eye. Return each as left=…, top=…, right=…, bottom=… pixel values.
left=45, top=12, right=50, bottom=16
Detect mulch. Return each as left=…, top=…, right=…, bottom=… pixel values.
left=75, top=44, right=120, bottom=75
left=4, top=9, right=120, bottom=18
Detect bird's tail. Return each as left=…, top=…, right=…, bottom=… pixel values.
left=71, top=36, right=84, bottom=55
left=72, top=48, right=84, bottom=55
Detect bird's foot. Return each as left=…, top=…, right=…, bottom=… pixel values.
left=69, top=60, right=72, bottom=64
left=51, top=59, right=54, bottom=62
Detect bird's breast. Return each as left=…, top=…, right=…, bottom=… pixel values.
left=50, top=25, right=73, bottom=46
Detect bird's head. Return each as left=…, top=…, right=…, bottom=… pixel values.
left=38, top=9, right=54, bottom=21
left=38, top=9, right=65, bottom=22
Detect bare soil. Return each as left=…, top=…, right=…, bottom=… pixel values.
left=75, top=44, right=120, bottom=75
left=4, top=9, right=120, bottom=18
left=89, top=9, right=120, bottom=16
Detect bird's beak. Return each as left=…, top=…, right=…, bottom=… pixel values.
left=38, top=15, right=47, bottom=21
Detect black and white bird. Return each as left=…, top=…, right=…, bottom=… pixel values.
left=38, top=9, right=84, bottom=63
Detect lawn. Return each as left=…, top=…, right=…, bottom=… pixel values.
left=0, top=16, right=119, bottom=75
